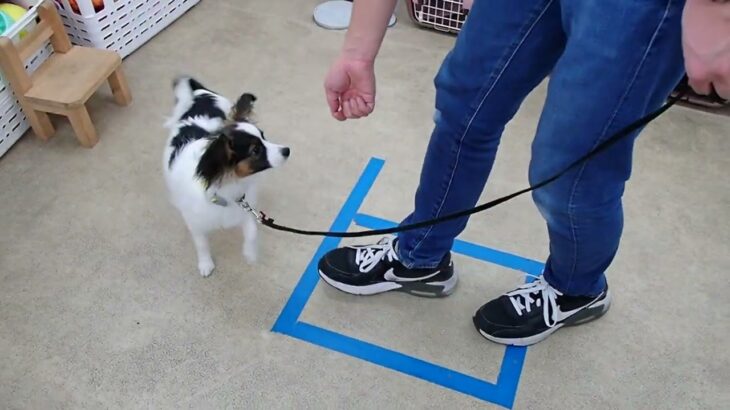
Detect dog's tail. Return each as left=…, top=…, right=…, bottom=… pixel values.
left=183, top=77, right=208, bottom=93
left=173, top=76, right=201, bottom=101
left=165, top=76, right=202, bottom=128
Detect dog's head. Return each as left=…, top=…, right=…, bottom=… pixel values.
left=196, top=93, right=290, bottom=188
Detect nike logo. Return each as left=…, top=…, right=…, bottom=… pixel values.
left=555, top=294, right=606, bottom=321
left=383, top=268, right=440, bottom=282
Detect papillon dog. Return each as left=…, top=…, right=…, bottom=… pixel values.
left=163, top=77, right=290, bottom=277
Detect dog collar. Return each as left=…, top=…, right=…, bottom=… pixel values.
left=211, top=192, right=247, bottom=207
left=197, top=178, right=243, bottom=207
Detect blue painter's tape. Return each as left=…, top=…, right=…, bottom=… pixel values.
left=286, top=321, right=515, bottom=408
left=350, top=212, right=539, bottom=407
left=272, top=157, right=536, bottom=409
left=497, top=344, right=528, bottom=405
left=353, top=213, right=544, bottom=275
left=272, top=157, right=384, bottom=333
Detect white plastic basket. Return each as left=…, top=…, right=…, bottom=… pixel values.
left=0, top=1, right=53, bottom=158
left=52, top=0, right=199, bottom=58
left=0, top=97, right=30, bottom=156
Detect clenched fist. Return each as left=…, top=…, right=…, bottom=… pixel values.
left=682, top=0, right=730, bottom=99
left=324, top=57, right=376, bottom=121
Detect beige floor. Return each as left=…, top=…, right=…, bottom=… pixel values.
left=1, top=1, right=729, bottom=409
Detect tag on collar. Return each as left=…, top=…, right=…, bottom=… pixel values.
left=198, top=178, right=244, bottom=207
left=210, top=193, right=229, bottom=207
left=197, top=179, right=229, bottom=207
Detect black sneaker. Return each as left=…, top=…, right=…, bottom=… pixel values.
left=473, top=276, right=611, bottom=346
left=318, top=237, right=457, bottom=297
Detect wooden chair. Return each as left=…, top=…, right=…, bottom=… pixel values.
left=0, top=0, right=131, bottom=148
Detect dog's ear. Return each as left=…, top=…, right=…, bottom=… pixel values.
left=196, top=133, right=234, bottom=189
left=230, top=93, right=257, bottom=122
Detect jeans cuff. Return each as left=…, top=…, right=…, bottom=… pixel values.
left=395, top=236, right=444, bottom=270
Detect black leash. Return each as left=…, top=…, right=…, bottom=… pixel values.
left=243, top=85, right=695, bottom=238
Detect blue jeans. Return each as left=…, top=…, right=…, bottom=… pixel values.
left=396, top=0, right=686, bottom=296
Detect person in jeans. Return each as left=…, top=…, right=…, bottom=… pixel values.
left=318, top=0, right=730, bottom=346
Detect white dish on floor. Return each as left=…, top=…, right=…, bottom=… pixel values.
left=313, top=0, right=396, bottom=30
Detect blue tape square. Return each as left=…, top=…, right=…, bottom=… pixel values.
left=272, top=157, right=543, bottom=409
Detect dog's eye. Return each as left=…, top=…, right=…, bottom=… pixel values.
left=251, top=145, right=262, bottom=156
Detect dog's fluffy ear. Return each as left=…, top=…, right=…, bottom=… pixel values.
left=230, top=93, right=257, bottom=122
left=196, top=132, right=234, bottom=189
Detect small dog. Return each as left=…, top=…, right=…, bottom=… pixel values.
left=163, top=77, right=290, bottom=276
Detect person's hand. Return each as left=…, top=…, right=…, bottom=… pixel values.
left=682, top=0, right=730, bottom=100
left=324, top=57, right=376, bottom=121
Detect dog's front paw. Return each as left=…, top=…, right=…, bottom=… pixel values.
left=198, top=259, right=215, bottom=277
left=243, top=242, right=258, bottom=264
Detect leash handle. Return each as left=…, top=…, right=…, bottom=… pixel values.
left=257, top=86, right=689, bottom=238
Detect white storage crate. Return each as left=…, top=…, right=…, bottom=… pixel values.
left=53, top=0, right=199, bottom=58
left=0, top=1, right=53, bottom=158
left=0, top=97, right=30, bottom=156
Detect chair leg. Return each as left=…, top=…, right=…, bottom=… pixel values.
left=18, top=97, right=55, bottom=140
left=108, top=67, right=132, bottom=106
left=66, top=106, right=98, bottom=148
left=27, top=109, right=55, bottom=140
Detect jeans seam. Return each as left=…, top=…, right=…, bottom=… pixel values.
left=561, top=0, right=674, bottom=292
left=405, top=0, right=557, bottom=266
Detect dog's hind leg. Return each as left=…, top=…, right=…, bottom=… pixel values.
left=189, top=227, right=215, bottom=277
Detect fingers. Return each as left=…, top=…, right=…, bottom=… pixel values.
left=325, top=89, right=346, bottom=121
left=353, top=96, right=373, bottom=117
left=688, top=76, right=730, bottom=101
left=688, top=76, right=712, bottom=96
left=341, top=96, right=374, bottom=119
left=342, top=100, right=354, bottom=119
left=686, top=59, right=729, bottom=100
left=324, top=90, right=371, bottom=121
left=713, top=79, right=729, bottom=101
left=335, top=96, right=375, bottom=120
left=323, top=81, right=375, bottom=121
left=333, top=108, right=346, bottom=121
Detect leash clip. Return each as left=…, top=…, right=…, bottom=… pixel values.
left=236, top=197, right=265, bottom=223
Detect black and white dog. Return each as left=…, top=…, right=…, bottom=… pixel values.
left=163, top=77, right=289, bottom=276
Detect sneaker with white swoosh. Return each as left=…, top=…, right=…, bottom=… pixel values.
left=473, top=275, right=611, bottom=346
left=317, top=237, right=457, bottom=297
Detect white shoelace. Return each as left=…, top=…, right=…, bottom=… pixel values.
left=506, top=276, right=563, bottom=328
left=353, top=237, right=398, bottom=273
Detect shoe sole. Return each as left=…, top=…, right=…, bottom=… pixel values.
left=318, top=269, right=458, bottom=298
left=474, top=290, right=612, bottom=346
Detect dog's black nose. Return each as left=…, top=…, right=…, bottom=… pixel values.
left=281, top=147, right=290, bottom=158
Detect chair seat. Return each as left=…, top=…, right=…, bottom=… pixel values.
left=25, top=46, right=121, bottom=109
